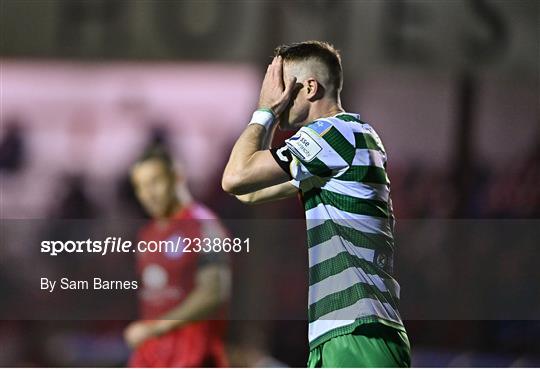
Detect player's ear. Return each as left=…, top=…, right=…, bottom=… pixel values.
left=306, top=78, right=323, bottom=101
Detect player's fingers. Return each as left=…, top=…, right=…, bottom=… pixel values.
left=266, top=57, right=277, bottom=73
left=282, top=76, right=297, bottom=98
left=274, top=56, right=284, bottom=86
left=265, top=62, right=273, bottom=77
left=273, top=56, right=281, bottom=69
left=268, top=56, right=277, bottom=72
left=275, top=55, right=283, bottom=76
left=269, top=58, right=279, bottom=82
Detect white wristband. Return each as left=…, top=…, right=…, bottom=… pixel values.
left=248, top=109, right=275, bottom=130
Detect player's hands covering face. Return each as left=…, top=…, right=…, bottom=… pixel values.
left=258, top=56, right=297, bottom=117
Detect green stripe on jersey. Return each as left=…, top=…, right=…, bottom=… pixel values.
left=335, top=114, right=362, bottom=123
left=339, top=165, right=390, bottom=184
left=307, top=220, right=393, bottom=252
left=308, top=281, right=399, bottom=322
left=301, top=157, right=333, bottom=177
left=354, top=132, right=385, bottom=152
left=309, top=251, right=395, bottom=286
left=304, top=188, right=390, bottom=218
left=321, top=127, right=355, bottom=165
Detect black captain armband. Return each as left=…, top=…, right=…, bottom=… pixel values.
left=270, top=144, right=293, bottom=179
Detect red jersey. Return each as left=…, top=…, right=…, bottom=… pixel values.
left=129, top=202, right=229, bottom=368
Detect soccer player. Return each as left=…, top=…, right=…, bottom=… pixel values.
left=126, top=147, right=231, bottom=367
left=222, top=41, right=411, bottom=367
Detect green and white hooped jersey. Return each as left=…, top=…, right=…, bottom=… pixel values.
left=282, top=113, right=404, bottom=350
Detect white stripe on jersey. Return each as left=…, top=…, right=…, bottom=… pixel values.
left=309, top=235, right=375, bottom=268
left=308, top=266, right=398, bottom=306
left=320, top=178, right=390, bottom=202
left=306, top=203, right=393, bottom=237
left=351, top=148, right=387, bottom=168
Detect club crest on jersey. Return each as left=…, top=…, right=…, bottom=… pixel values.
left=286, top=130, right=322, bottom=162
left=375, top=251, right=394, bottom=273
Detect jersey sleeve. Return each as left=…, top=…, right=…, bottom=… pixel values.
left=278, top=120, right=352, bottom=184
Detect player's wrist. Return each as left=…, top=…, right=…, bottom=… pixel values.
left=249, top=108, right=276, bottom=130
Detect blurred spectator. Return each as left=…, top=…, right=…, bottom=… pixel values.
left=115, top=125, right=173, bottom=219
left=0, top=117, right=26, bottom=173
left=53, top=174, right=98, bottom=219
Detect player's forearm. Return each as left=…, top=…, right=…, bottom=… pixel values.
left=261, top=122, right=277, bottom=150
left=235, top=191, right=284, bottom=205
left=236, top=182, right=298, bottom=205
left=222, top=124, right=271, bottom=193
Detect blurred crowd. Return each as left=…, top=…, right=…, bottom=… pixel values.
left=2, top=115, right=538, bottom=220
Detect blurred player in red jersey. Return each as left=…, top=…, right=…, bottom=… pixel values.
left=125, top=146, right=231, bottom=367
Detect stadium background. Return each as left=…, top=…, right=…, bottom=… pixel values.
left=1, top=0, right=539, bottom=367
